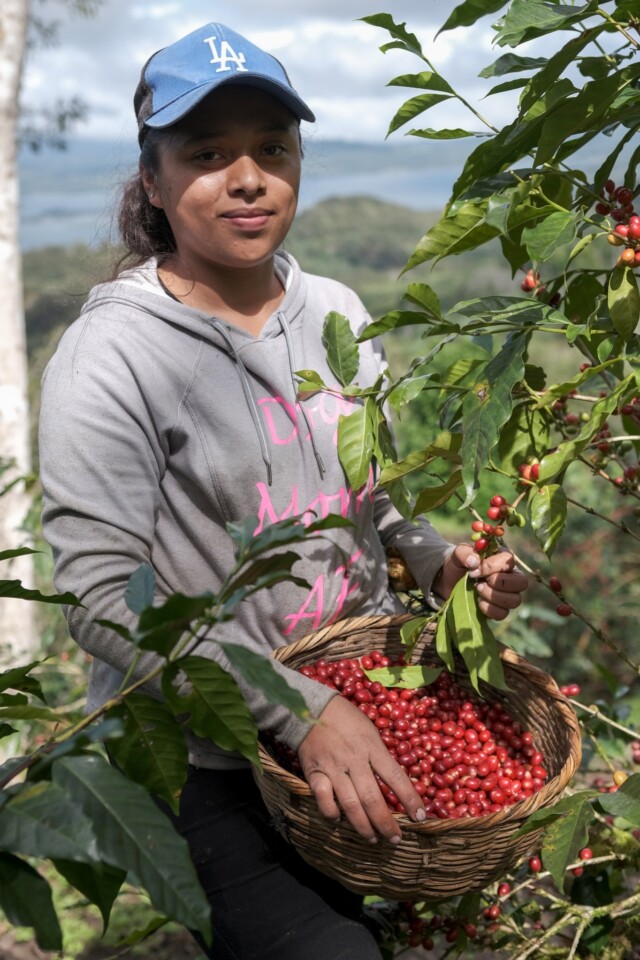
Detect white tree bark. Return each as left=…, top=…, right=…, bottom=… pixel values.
left=0, top=0, right=36, bottom=665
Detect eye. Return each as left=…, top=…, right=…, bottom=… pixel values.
left=262, top=143, right=286, bottom=157
left=193, top=148, right=222, bottom=163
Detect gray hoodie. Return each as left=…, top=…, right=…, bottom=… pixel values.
left=39, top=251, right=453, bottom=769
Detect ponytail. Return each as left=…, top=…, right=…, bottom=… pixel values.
left=114, top=131, right=176, bottom=274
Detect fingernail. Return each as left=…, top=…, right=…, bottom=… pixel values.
left=466, top=555, right=479, bottom=568
left=389, top=834, right=402, bottom=845
left=415, top=807, right=427, bottom=822
left=368, top=836, right=378, bottom=845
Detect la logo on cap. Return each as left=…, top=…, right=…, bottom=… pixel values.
left=203, top=34, right=248, bottom=74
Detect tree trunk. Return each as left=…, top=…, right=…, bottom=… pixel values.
left=0, top=0, right=36, bottom=665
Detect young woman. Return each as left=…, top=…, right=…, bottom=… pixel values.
left=39, top=22, right=528, bottom=960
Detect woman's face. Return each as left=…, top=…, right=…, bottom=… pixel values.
left=143, top=85, right=302, bottom=276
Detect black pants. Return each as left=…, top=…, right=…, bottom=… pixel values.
left=166, top=766, right=383, bottom=960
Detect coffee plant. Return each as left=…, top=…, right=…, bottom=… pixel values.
left=0, top=497, right=347, bottom=952
left=3, top=1, right=640, bottom=957
left=299, top=1, right=640, bottom=956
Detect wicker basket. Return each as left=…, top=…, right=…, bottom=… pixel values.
left=254, top=614, right=582, bottom=901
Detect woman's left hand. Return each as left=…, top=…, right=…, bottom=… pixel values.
left=434, top=544, right=529, bottom=621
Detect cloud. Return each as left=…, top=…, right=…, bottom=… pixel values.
left=19, top=0, right=510, bottom=142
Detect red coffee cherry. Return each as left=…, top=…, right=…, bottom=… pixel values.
left=497, top=882, right=511, bottom=897
left=528, top=855, right=542, bottom=873
left=556, top=603, right=573, bottom=617
left=579, top=847, right=593, bottom=860
left=549, top=576, right=563, bottom=593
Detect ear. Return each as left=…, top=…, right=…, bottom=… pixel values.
left=140, top=161, right=163, bottom=209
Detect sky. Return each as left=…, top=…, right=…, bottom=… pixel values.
left=21, top=0, right=513, bottom=145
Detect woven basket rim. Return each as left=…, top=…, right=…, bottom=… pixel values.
left=259, top=613, right=583, bottom=833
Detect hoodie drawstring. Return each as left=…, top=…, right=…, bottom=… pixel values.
left=210, top=320, right=273, bottom=486
left=277, top=312, right=326, bottom=480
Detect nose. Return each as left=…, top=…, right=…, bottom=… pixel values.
left=227, top=154, right=266, bottom=196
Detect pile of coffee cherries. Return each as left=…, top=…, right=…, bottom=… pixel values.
left=282, top=654, right=549, bottom=820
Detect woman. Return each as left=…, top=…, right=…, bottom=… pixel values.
left=39, top=22, right=528, bottom=960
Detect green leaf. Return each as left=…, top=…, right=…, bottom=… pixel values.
left=498, top=402, right=550, bottom=473
left=0, top=661, right=45, bottom=702
left=227, top=515, right=352, bottom=566
left=108, top=695, right=189, bottom=814
left=0, top=547, right=39, bottom=561
left=223, top=552, right=307, bottom=599
left=460, top=333, right=527, bottom=506
left=0, top=853, right=62, bottom=951
left=322, top=312, right=360, bottom=387
left=413, top=470, right=463, bottom=516
left=29, top=719, right=124, bottom=775
left=449, top=578, right=508, bottom=692
left=219, top=642, right=309, bottom=718
left=387, top=372, right=438, bottom=414
left=136, top=593, right=214, bottom=656
left=53, top=859, right=126, bottom=933
left=405, top=201, right=501, bottom=272
left=496, top=0, right=600, bottom=48
left=388, top=71, right=453, bottom=95
left=0, top=704, right=68, bottom=722
left=403, top=283, right=442, bottom=317
left=485, top=77, right=529, bottom=97
left=512, top=791, right=600, bottom=837
left=521, top=211, right=577, bottom=261
left=400, top=615, right=431, bottom=657
left=598, top=773, right=640, bottom=826
left=125, top=564, right=156, bottom=615
left=438, top=0, right=510, bottom=34
left=387, top=93, right=452, bottom=136
left=357, top=309, right=437, bottom=341
left=52, top=755, right=211, bottom=943
left=163, top=656, right=259, bottom=766
left=379, top=432, right=462, bottom=484
left=608, top=265, right=640, bottom=342
left=359, top=14, right=424, bottom=58
left=0, top=780, right=99, bottom=862
left=435, top=604, right=455, bottom=673
left=479, top=54, right=548, bottom=78
left=542, top=800, right=596, bottom=892
left=365, top=664, right=442, bottom=689
left=0, top=579, right=80, bottom=605
left=337, top=399, right=375, bottom=490
left=529, top=484, right=568, bottom=557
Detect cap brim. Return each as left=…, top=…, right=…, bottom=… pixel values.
left=144, top=74, right=315, bottom=129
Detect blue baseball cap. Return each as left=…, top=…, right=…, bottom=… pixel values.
left=135, top=23, right=315, bottom=144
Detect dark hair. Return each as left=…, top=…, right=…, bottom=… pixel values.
left=115, top=129, right=176, bottom=273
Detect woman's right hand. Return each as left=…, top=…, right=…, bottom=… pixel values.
left=297, top=695, right=427, bottom=844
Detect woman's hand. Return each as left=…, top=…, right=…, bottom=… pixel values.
left=297, top=695, right=426, bottom=844
left=434, top=544, right=529, bottom=620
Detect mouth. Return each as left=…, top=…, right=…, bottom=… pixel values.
left=221, top=208, right=273, bottom=230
